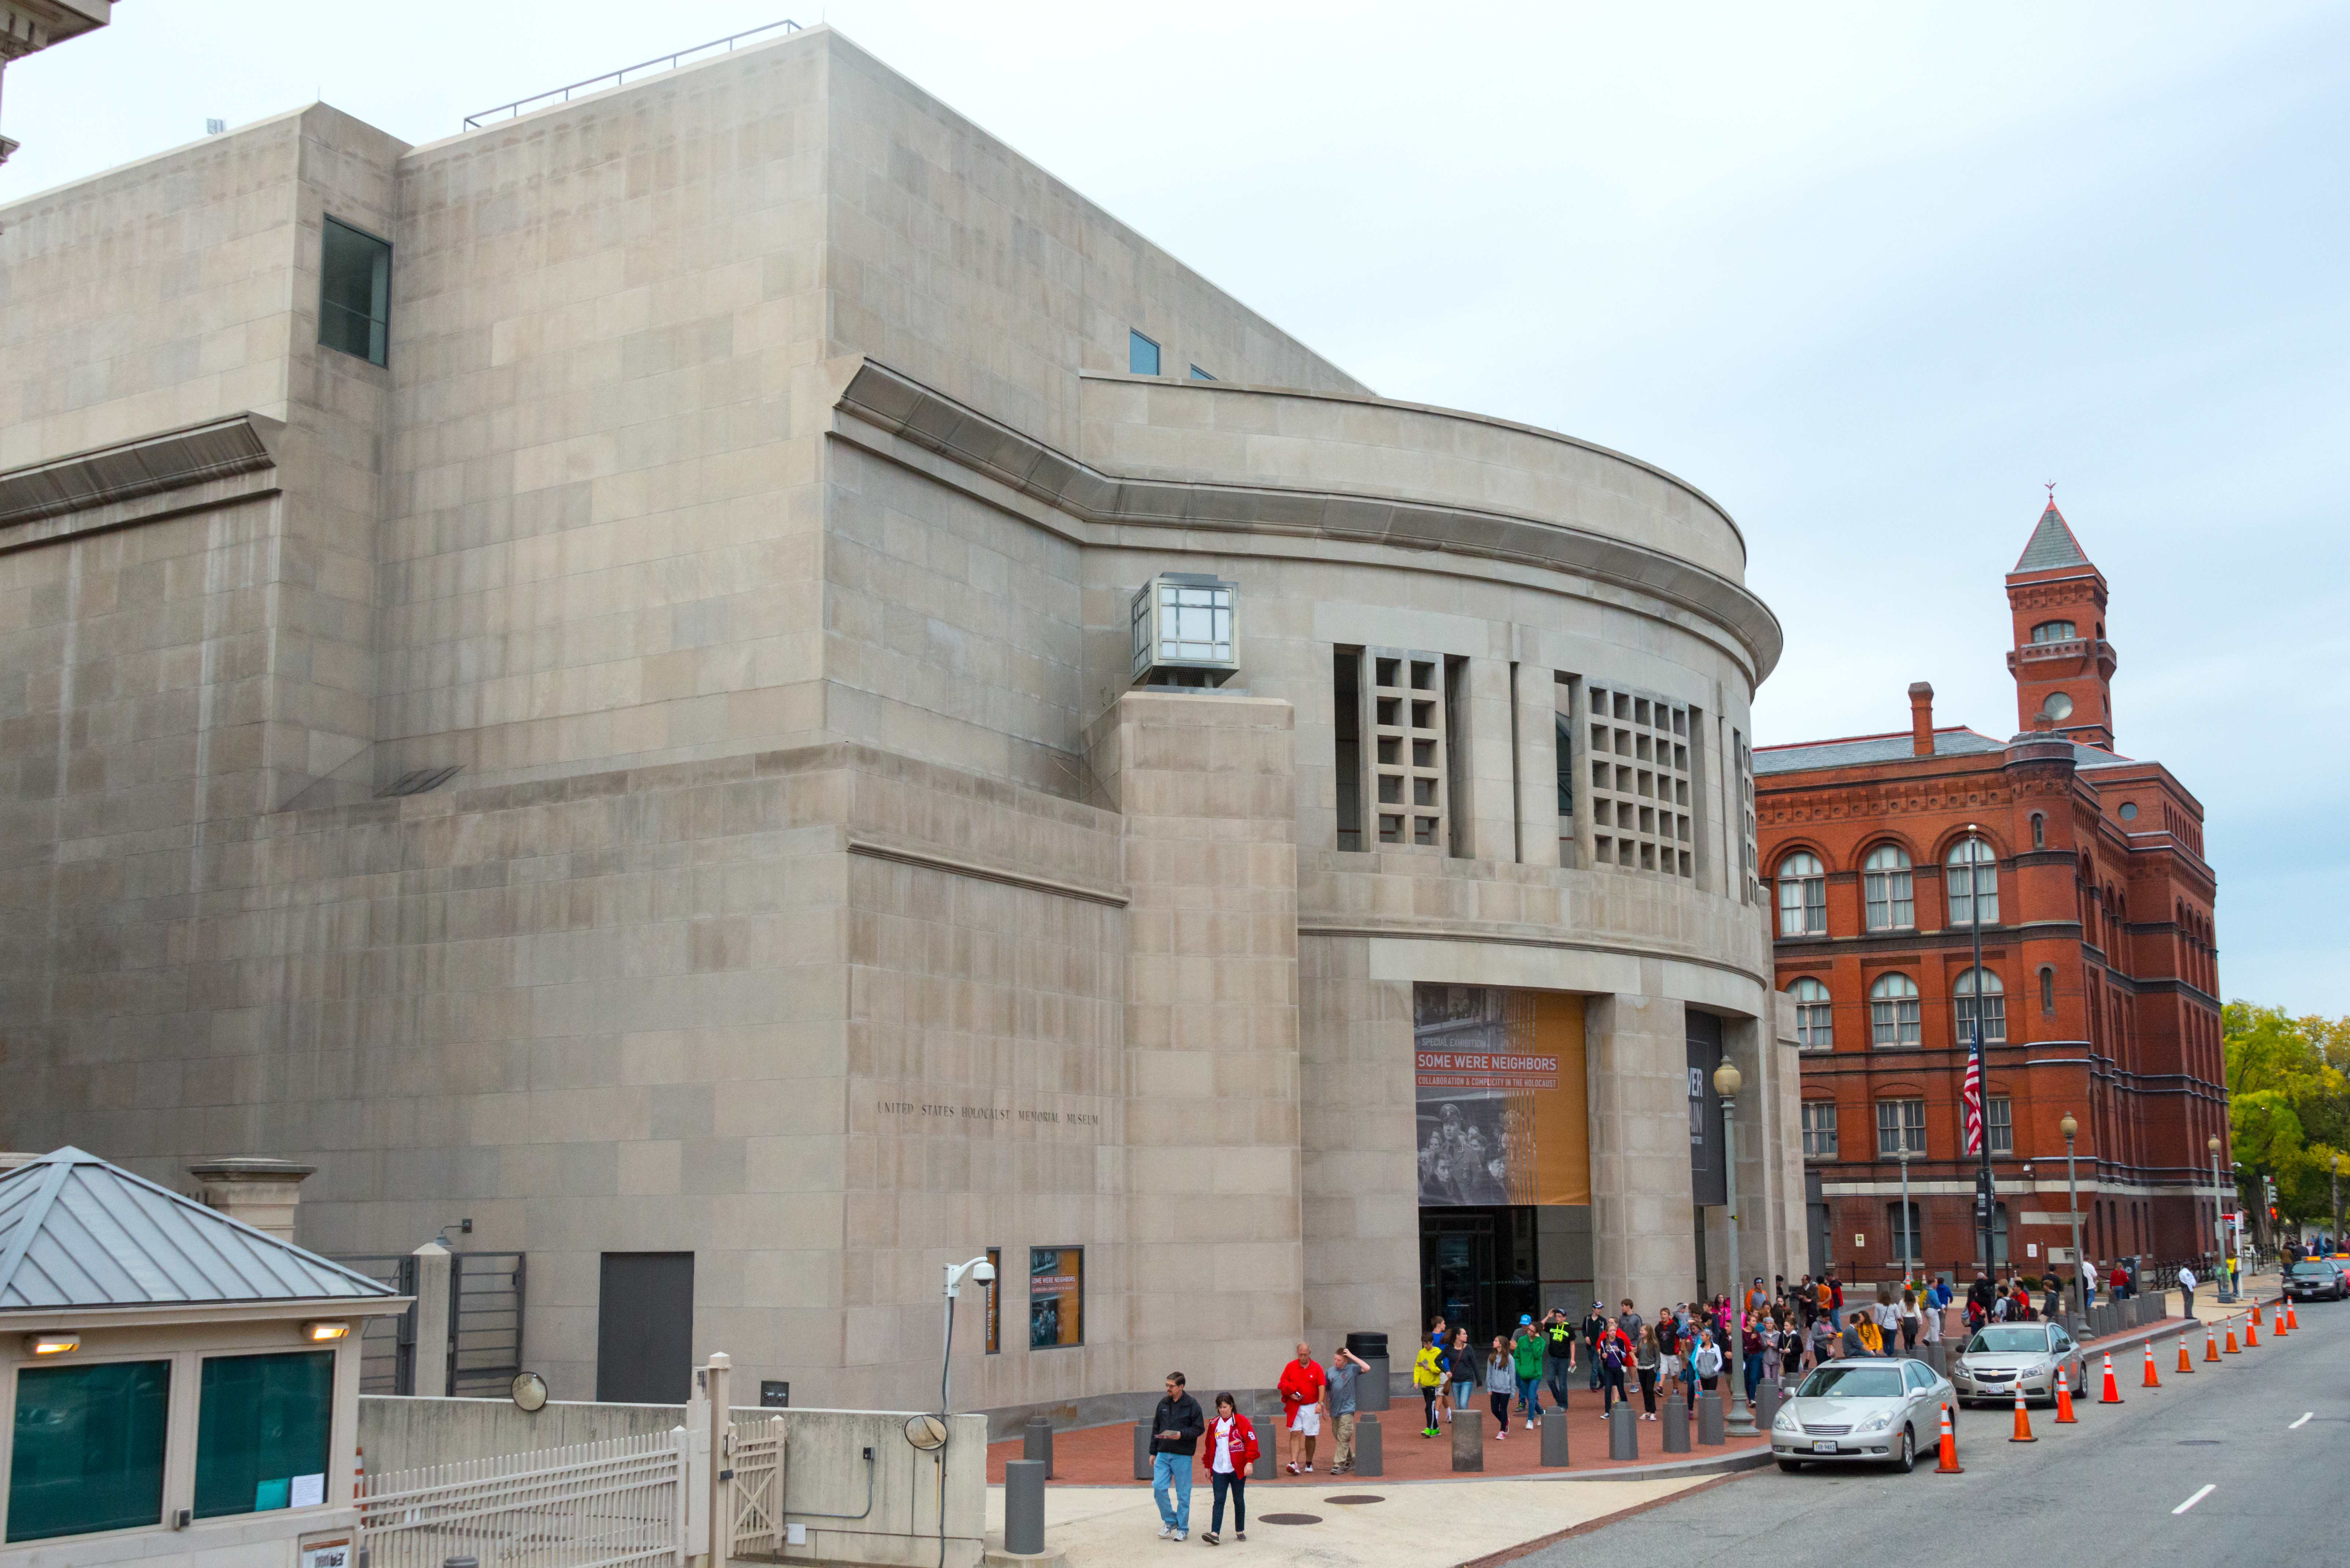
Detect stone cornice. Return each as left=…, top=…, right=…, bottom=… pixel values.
left=0, top=411, right=283, bottom=552
left=833, top=359, right=1784, bottom=683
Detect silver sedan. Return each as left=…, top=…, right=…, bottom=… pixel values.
left=1770, top=1357, right=1956, bottom=1473
left=1950, top=1321, right=2085, bottom=1407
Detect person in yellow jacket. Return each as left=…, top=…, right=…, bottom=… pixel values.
left=1413, top=1336, right=1446, bottom=1437
left=1852, top=1310, right=1886, bottom=1357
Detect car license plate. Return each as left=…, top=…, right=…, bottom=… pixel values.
left=1811, top=1439, right=1838, bottom=1453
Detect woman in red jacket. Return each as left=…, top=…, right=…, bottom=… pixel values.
left=1201, top=1394, right=1258, bottom=1546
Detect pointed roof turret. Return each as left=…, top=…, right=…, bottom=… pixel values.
left=2014, top=502, right=2090, bottom=572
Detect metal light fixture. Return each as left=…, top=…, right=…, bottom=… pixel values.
left=2060, top=1114, right=2083, bottom=1314
left=1130, top=573, right=1238, bottom=688
left=1710, top=1057, right=1755, bottom=1437
left=301, top=1321, right=351, bottom=1343
left=25, top=1332, right=79, bottom=1356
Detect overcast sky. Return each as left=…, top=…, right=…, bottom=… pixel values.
left=6, top=1, right=2344, bottom=1012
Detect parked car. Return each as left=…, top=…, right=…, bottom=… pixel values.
left=2284, top=1260, right=2348, bottom=1302
left=1771, top=1357, right=1955, bottom=1473
left=1950, top=1321, right=2085, bottom=1408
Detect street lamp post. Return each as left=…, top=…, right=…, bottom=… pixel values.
left=2332, top=1153, right=2341, bottom=1253
left=2062, top=1115, right=2084, bottom=1316
left=2210, top=1136, right=2235, bottom=1303
left=1897, top=1146, right=1913, bottom=1292
left=1713, top=1057, right=1756, bottom=1437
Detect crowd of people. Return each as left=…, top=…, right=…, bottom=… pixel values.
left=1142, top=1254, right=2204, bottom=1542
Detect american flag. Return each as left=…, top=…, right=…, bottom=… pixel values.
left=1961, top=1034, right=1985, bottom=1156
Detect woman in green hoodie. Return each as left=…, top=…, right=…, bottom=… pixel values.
left=1510, top=1316, right=1547, bottom=1429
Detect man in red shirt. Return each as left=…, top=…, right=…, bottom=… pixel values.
left=1276, top=1341, right=1328, bottom=1474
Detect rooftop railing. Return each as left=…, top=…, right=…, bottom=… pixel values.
left=462, top=18, right=802, bottom=130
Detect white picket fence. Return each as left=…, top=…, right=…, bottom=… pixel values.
left=728, top=1418, right=787, bottom=1560
left=358, top=1429, right=687, bottom=1568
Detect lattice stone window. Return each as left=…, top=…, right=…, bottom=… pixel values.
left=1736, top=727, right=1759, bottom=902
left=1585, top=684, right=1695, bottom=877
left=1369, top=651, right=1447, bottom=849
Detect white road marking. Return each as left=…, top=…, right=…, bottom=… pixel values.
left=2290, top=1412, right=2313, bottom=1430
left=2172, top=1484, right=2216, bottom=1515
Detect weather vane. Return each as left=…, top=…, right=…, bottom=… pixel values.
left=2045, top=481, right=2057, bottom=504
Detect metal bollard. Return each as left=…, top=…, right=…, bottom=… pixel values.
left=1754, top=1380, right=1781, bottom=1433
left=1022, top=1416, right=1053, bottom=1478
left=1133, top=1419, right=1152, bottom=1481
left=1004, top=1459, right=1046, bottom=1556
left=1354, top=1414, right=1382, bottom=1478
left=1540, top=1407, right=1570, bottom=1468
left=1607, top=1401, right=1639, bottom=1460
left=1662, top=1397, right=1691, bottom=1453
left=1451, top=1407, right=1483, bottom=1472
left=1698, top=1390, right=1725, bottom=1446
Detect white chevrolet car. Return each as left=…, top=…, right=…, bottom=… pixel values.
left=1950, top=1321, right=2085, bottom=1408
left=1771, top=1358, right=1956, bottom=1472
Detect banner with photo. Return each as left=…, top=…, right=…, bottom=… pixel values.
left=1413, top=986, right=1589, bottom=1207
left=1029, top=1247, right=1083, bottom=1349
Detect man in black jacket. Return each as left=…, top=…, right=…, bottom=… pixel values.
left=1541, top=1308, right=1577, bottom=1411
left=1150, top=1372, right=1205, bottom=1541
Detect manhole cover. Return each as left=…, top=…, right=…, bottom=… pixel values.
left=1259, top=1513, right=1323, bottom=1526
left=1324, top=1494, right=1384, bottom=1505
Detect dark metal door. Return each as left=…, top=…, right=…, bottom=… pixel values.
left=597, top=1252, right=695, bottom=1404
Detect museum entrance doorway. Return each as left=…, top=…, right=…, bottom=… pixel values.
left=1419, top=1207, right=1538, bottom=1345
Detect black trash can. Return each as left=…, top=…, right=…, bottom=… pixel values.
left=1346, top=1332, right=1390, bottom=1412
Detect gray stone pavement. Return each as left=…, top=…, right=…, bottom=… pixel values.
left=1522, top=1290, right=2346, bottom=1566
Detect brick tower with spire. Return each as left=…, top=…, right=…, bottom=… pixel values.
left=2005, top=500, right=2116, bottom=750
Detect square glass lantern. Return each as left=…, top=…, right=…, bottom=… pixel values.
left=1130, top=573, right=1238, bottom=687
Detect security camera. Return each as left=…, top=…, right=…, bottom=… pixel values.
left=971, top=1260, right=996, bottom=1286
left=944, top=1255, right=996, bottom=1299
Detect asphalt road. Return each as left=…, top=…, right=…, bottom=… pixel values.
left=1528, top=1301, right=2349, bottom=1566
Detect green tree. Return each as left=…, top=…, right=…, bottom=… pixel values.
left=2223, top=1002, right=2350, bottom=1242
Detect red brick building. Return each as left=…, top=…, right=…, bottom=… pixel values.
left=1755, top=503, right=2224, bottom=1286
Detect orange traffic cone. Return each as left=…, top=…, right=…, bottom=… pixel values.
left=2009, top=1382, right=2037, bottom=1442
left=2252, top=1302, right=2264, bottom=1326
left=2245, top=1313, right=2260, bottom=1348
left=2098, top=1351, right=2126, bottom=1404
left=2275, top=1306, right=2289, bottom=1338
left=2055, top=1366, right=2078, bottom=1423
left=2142, top=1341, right=2162, bottom=1389
left=1935, top=1401, right=1964, bottom=1472
left=2286, top=1301, right=2299, bottom=1331
left=2177, top=1334, right=2194, bottom=1374
left=2204, top=1324, right=2220, bottom=1362
left=2224, top=1320, right=2241, bottom=1353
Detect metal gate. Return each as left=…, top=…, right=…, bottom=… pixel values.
left=727, top=1417, right=787, bottom=1560
left=335, top=1250, right=525, bottom=1397
left=358, top=1429, right=685, bottom=1568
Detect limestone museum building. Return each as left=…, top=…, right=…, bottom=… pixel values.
left=0, top=26, right=1804, bottom=1416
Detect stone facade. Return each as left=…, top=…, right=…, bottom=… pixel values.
left=0, top=26, right=1799, bottom=1415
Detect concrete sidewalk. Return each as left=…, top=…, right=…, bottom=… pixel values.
left=981, top=1471, right=1725, bottom=1567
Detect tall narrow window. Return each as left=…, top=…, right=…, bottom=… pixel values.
left=2030, top=813, right=2046, bottom=849
left=1777, top=852, right=1826, bottom=935
left=1987, top=1096, right=2014, bottom=1155
left=1333, top=649, right=1364, bottom=851
left=1869, top=973, right=1920, bottom=1047
left=1947, top=836, right=1998, bottom=925
left=1128, top=329, right=1161, bottom=376
left=319, top=216, right=391, bottom=366
left=1801, top=1100, right=1838, bottom=1159
left=1444, top=656, right=1471, bottom=857
left=1954, top=967, right=2006, bottom=1043
left=2039, top=965, right=2056, bottom=1016
left=1788, top=977, right=1833, bottom=1050
left=1862, top=844, right=1914, bottom=930
left=1875, top=1098, right=1925, bottom=1156
left=1886, top=1201, right=1923, bottom=1263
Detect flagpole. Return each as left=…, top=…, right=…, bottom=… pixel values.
left=1967, top=825, right=1994, bottom=1289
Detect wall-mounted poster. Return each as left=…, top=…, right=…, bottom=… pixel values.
left=1029, top=1247, right=1083, bottom=1349
left=1413, top=987, right=1589, bottom=1207
left=985, top=1247, right=1002, bottom=1355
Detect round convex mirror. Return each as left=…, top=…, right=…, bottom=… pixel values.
left=904, top=1413, right=948, bottom=1451
left=512, top=1371, right=549, bottom=1412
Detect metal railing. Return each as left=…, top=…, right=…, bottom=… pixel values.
left=464, top=19, right=802, bottom=130
left=360, top=1430, right=686, bottom=1568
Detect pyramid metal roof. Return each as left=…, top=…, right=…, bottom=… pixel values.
left=2014, top=503, right=2091, bottom=572
left=0, top=1147, right=398, bottom=1312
